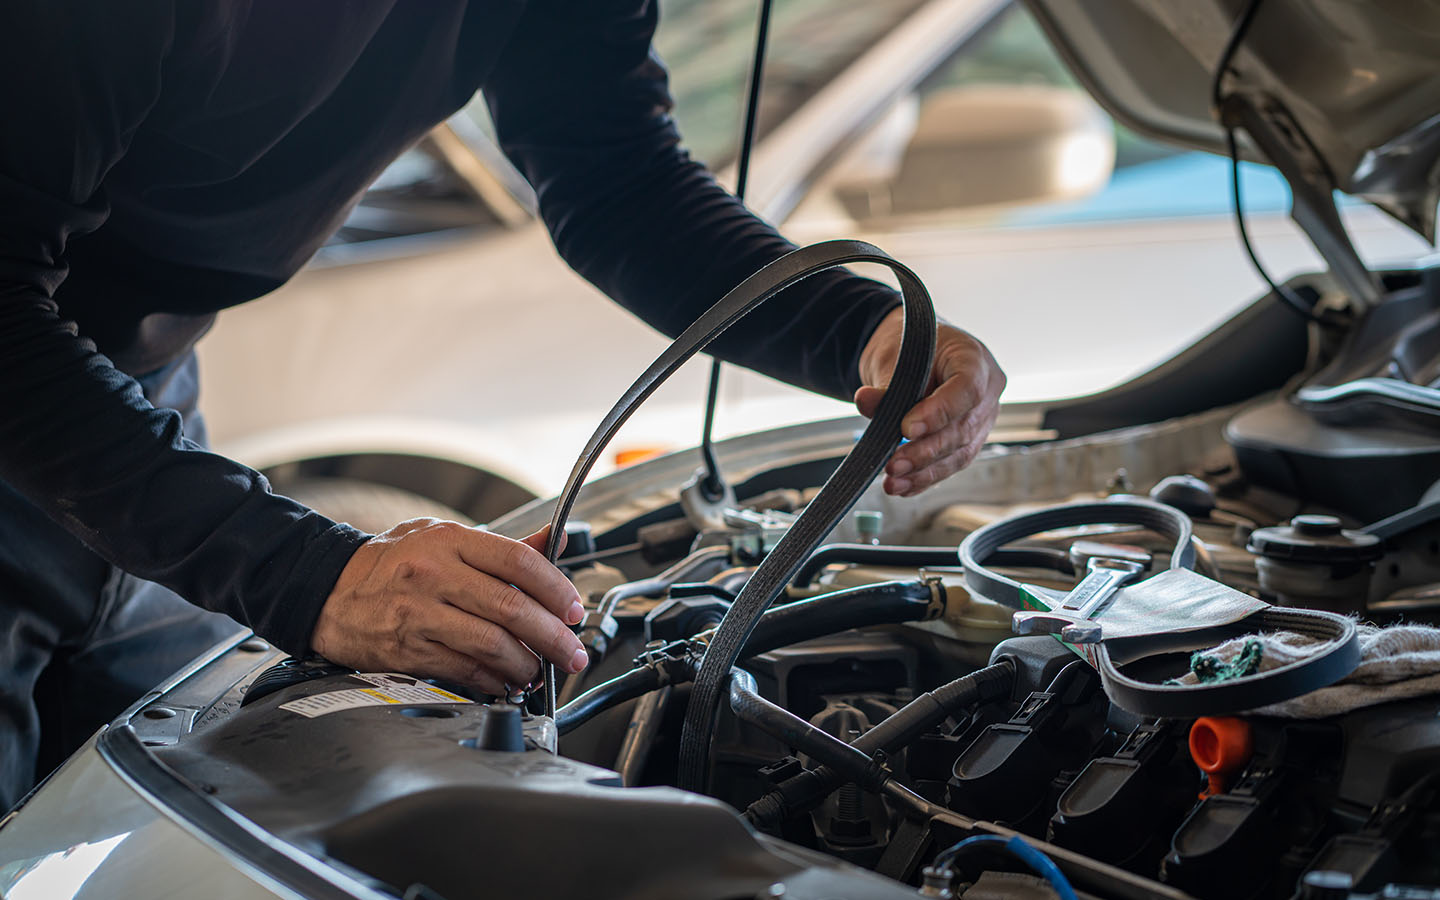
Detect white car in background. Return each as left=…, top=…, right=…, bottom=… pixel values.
left=196, top=0, right=1429, bottom=529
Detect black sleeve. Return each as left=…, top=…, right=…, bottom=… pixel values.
left=483, top=0, right=902, bottom=402
left=0, top=2, right=367, bottom=656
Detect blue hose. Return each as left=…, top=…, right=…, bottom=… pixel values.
left=932, top=834, right=1079, bottom=900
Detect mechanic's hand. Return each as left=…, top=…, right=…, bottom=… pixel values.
left=311, top=521, right=588, bottom=695
left=856, top=307, right=1005, bottom=497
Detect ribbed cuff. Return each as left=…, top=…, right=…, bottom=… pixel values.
left=256, top=522, right=371, bottom=657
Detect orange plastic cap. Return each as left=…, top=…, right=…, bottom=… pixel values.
left=614, top=446, right=667, bottom=467
left=1189, top=716, right=1253, bottom=798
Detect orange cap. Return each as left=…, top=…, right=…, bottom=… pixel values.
left=614, top=446, right=667, bottom=467
left=1189, top=716, right=1253, bottom=799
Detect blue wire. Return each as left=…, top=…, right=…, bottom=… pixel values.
left=932, top=835, right=1079, bottom=900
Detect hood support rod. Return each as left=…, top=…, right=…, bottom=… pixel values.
left=1222, top=93, right=1382, bottom=312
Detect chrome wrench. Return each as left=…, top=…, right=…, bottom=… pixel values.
left=1011, top=556, right=1147, bottom=644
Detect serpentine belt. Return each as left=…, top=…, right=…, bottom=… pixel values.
left=957, top=498, right=1197, bottom=607
left=1098, top=606, right=1359, bottom=717
left=538, top=240, right=936, bottom=796
left=958, top=499, right=1360, bottom=717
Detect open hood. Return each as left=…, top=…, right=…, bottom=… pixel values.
left=1023, top=0, right=1440, bottom=256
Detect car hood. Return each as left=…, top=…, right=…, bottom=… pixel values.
left=1023, top=0, right=1440, bottom=243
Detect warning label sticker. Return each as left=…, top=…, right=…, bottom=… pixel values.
left=278, top=673, right=472, bottom=718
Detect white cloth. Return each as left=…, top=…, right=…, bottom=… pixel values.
left=1176, top=623, right=1440, bottom=718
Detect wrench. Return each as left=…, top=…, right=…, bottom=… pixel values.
left=1011, top=556, right=1147, bottom=644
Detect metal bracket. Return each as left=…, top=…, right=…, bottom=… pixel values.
left=680, top=467, right=737, bottom=532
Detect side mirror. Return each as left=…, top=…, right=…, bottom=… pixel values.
left=832, top=85, right=1116, bottom=222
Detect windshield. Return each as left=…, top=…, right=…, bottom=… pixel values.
left=653, top=0, right=929, bottom=168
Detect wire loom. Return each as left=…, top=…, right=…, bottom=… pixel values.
left=536, top=239, right=937, bottom=795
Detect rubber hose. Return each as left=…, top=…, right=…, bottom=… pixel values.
left=739, top=580, right=933, bottom=657
left=556, top=664, right=664, bottom=735
left=728, top=670, right=889, bottom=791
left=792, top=545, right=960, bottom=587
left=745, top=660, right=1014, bottom=828
left=559, top=578, right=666, bottom=708
left=729, top=670, right=944, bottom=824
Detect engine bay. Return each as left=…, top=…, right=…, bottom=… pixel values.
left=115, top=362, right=1440, bottom=900
left=44, top=242, right=1440, bottom=900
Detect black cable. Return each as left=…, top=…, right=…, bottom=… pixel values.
left=1211, top=0, right=1327, bottom=324
left=1226, top=129, right=1327, bottom=323
left=699, top=359, right=726, bottom=499
left=745, top=660, right=1015, bottom=829
left=1208, top=0, right=1263, bottom=113
left=698, top=0, right=775, bottom=500
left=727, top=669, right=942, bottom=822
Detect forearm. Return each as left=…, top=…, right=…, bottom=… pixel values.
left=535, top=149, right=900, bottom=399
left=484, top=0, right=900, bottom=401
left=0, top=286, right=366, bottom=654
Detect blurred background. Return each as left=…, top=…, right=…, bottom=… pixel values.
left=195, top=0, right=1429, bottom=525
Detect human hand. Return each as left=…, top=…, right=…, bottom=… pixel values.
left=855, top=307, right=1005, bottom=497
left=311, top=521, right=587, bottom=694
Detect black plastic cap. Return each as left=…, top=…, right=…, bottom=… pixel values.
left=475, top=704, right=526, bottom=753
left=1248, top=516, right=1383, bottom=564
left=560, top=521, right=597, bottom=561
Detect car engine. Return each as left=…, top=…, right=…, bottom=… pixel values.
left=116, top=269, right=1440, bottom=900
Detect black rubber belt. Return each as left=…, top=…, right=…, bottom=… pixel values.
left=1096, top=606, right=1360, bottom=717
left=957, top=497, right=1360, bottom=717
left=535, top=240, right=936, bottom=790
left=957, top=498, right=1197, bottom=609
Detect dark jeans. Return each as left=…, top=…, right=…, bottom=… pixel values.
left=0, top=353, right=242, bottom=812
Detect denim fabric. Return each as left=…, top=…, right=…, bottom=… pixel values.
left=0, top=352, right=242, bottom=812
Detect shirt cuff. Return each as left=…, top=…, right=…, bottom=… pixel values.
left=254, top=522, right=371, bottom=657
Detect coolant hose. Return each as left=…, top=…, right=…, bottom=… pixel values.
left=556, top=662, right=670, bottom=736
left=744, top=660, right=1014, bottom=829
left=739, top=579, right=935, bottom=657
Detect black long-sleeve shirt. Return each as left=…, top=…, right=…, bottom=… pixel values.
left=0, top=0, right=900, bottom=655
